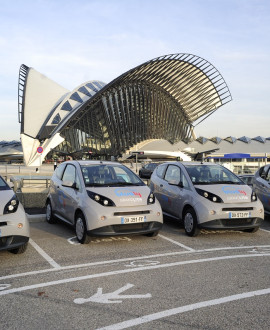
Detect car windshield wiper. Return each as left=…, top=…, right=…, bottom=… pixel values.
left=221, top=181, right=242, bottom=184
left=113, top=182, right=143, bottom=186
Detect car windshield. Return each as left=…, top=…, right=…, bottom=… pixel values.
left=184, top=164, right=243, bottom=185
left=0, top=176, right=10, bottom=190
left=80, top=164, right=145, bottom=187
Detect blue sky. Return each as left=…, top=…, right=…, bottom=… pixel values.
left=0, top=0, right=269, bottom=141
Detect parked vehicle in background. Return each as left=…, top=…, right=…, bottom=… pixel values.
left=149, top=161, right=264, bottom=237
left=238, top=174, right=254, bottom=188
left=46, top=160, right=163, bottom=243
left=253, top=165, right=270, bottom=216
left=139, top=163, right=159, bottom=179
left=0, top=175, right=29, bottom=254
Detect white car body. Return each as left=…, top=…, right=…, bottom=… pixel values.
left=0, top=176, right=29, bottom=253
left=46, top=160, right=163, bottom=243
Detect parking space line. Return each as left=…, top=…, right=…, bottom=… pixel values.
left=97, top=287, right=270, bottom=330
left=158, top=234, right=195, bottom=251
left=260, top=228, right=270, bottom=233
left=1, top=252, right=270, bottom=297
left=1, top=245, right=270, bottom=281
left=29, top=239, right=61, bottom=269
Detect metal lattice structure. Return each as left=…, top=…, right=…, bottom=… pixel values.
left=18, top=53, right=232, bottom=166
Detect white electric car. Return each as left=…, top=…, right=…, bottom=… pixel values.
left=0, top=175, right=29, bottom=254
left=46, top=160, right=163, bottom=243
left=149, top=162, right=264, bottom=236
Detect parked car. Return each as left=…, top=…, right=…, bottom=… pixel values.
left=139, top=163, right=159, bottom=179
left=0, top=175, right=29, bottom=254
left=253, top=165, right=270, bottom=216
left=238, top=174, right=254, bottom=188
left=149, top=161, right=264, bottom=236
left=46, top=160, right=163, bottom=243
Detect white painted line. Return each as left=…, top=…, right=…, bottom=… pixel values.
left=97, top=287, right=270, bottom=329
left=158, top=234, right=195, bottom=251
left=1, top=245, right=270, bottom=280
left=260, top=228, right=270, bottom=233
left=0, top=253, right=270, bottom=297
left=29, top=239, right=61, bottom=269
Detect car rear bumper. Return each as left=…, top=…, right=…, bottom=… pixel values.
left=199, top=217, right=263, bottom=231
left=87, top=221, right=163, bottom=236
left=0, top=235, right=29, bottom=251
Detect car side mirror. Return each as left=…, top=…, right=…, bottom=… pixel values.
left=62, top=180, right=78, bottom=189
left=168, top=180, right=183, bottom=188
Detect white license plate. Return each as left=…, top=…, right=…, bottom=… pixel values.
left=121, top=216, right=146, bottom=224
left=229, top=212, right=250, bottom=219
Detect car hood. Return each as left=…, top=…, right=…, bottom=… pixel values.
left=86, top=186, right=151, bottom=207
left=0, top=190, right=15, bottom=215
left=194, top=184, right=252, bottom=203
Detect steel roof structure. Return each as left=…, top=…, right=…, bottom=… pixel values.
left=18, top=53, right=232, bottom=166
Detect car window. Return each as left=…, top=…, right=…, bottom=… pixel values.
left=62, top=164, right=76, bottom=183
left=156, top=164, right=167, bottom=179
left=0, top=176, right=10, bottom=190
left=266, top=169, right=270, bottom=182
left=164, top=165, right=180, bottom=184
left=55, top=163, right=66, bottom=179
left=259, top=166, right=268, bottom=179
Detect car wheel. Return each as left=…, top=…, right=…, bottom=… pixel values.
left=46, top=201, right=56, bottom=224
left=145, top=230, right=159, bottom=237
left=243, top=227, right=259, bottom=233
left=75, top=213, right=91, bottom=244
left=183, top=208, right=200, bottom=237
left=9, top=242, right=28, bottom=254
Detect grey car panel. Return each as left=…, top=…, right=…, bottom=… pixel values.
left=150, top=161, right=264, bottom=234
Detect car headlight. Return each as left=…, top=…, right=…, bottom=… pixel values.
left=147, top=192, right=155, bottom=205
left=251, top=190, right=257, bottom=202
left=4, top=194, right=19, bottom=214
left=195, top=188, right=223, bottom=203
left=87, top=190, right=115, bottom=206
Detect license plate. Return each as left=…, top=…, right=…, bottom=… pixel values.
left=121, top=216, right=146, bottom=224
left=229, top=212, right=250, bottom=219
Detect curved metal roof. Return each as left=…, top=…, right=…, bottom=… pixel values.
left=18, top=53, right=232, bottom=165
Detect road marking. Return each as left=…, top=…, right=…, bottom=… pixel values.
left=74, top=283, right=151, bottom=304
left=0, top=253, right=270, bottom=297
left=29, top=239, right=61, bottom=269
left=0, top=284, right=11, bottom=291
left=97, top=287, right=270, bottom=329
left=158, top=234, right=195, bottom=251
left=260, top=228, right=270, bottom=233
left=1, top=245, right=270, bottom=280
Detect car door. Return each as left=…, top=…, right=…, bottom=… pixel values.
left=262, top=167, right=270, bottom=212
left=150, top=163, right=168, bottom=209
left=255, top=165, right=270, bottom=211
left=58, top=164, right=81, bottom=223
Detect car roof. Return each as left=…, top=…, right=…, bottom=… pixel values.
left=63, top=160, right=122, bottom=166
left=162, top=161, right=221, bottom=166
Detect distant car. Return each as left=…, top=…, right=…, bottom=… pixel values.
left=46, top=160, right=163, bottom=243
left=149, top=161, right=264, bottom=236
left=238, top=174, right=254, bottom=188
left=253, top=165, right=270, bottom=216
left=139, top=163, right=159, bottom=179
left=0, top=175, right=29, bottom=254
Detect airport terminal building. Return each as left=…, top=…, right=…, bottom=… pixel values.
left=17, top=53, right=232, bottom=166
left=0, top=52, right=266, bottom=174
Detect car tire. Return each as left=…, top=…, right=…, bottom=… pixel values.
left=75, top=213, right=91, bottom=244
left=145, top=230, right=159, bottom=237
left=9, top=242, right=28, bottom=254
left=183, top=208, right=200, bottom=237
left=243, top=227, right=259, bottom=233
left=46, top=200, right=56, bottom=224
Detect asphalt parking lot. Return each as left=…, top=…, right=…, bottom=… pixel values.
left=1, top=215, right=270, bottom=329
